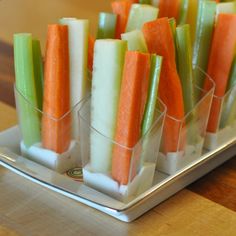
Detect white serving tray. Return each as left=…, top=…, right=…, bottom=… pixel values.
left=0, top=126, right=235, bottom=222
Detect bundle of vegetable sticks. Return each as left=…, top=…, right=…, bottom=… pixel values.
left=13, top=0, right=236, bottom=194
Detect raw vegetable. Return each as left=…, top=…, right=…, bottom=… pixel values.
left=121, top=30, right=148, bottom=52
left=42, top=24, right=71, bottom=154
left=112, top=51, right=150, bottom=185
left=203, top=14, right=236, bottom=133
left=97, top=12, right=117, bottom=39
left=91, top=39, right=127, bottom=172
left=126, top=4, right=159, bottom=32
left=14, top=33, right=41, bottom=147
left=88, top=35, right=95, bottom=73
left=175, top=24, right=194, bottom=113
left=158, top=0, right=181, bottom=20
left=139, top=0, right=151, bottom=4
left=141, top=54, right=163, bottom=136
left=143, top=18, right=185, bottom=153
left=192, top=0, right=216, bottom=91
left=178, top=0, right=189, bottom=25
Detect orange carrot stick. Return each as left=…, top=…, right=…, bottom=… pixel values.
left=158, top=0, right=181, bottom=20
left=88, top=35, right=95, bottom=72
left=112, top=51, right=150, bottom=185
left=143, top=18, right=185, bottom=153
left=42, top=24, right=71, bottom=154
left=203, top=14, right=236, bottom=133
left=111, top=0, right=132, bottom=39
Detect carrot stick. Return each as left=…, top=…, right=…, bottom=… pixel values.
left=42, top=24, right=71, bottom=154
left=143, top=18, right=185, bottom=153
left=111, top=0, right=132, bottom=39
left=158, top=0, right=181, bottom=20
left=88, top=35, right=95, bottom=73
left=203, top=14, right=236, bottom=133
left=112, top=51, right=150, bottom=185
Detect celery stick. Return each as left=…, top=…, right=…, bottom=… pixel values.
left=96, top=12, right=117, bottom=39
left=141, top=55, right=162, bottom=136
left=192, top=0, right=216, bottom=90
left=139, top=0, right=151, bottom=4
left=176, top=24, right=194, bottom=114
left=126, top=4, right=158, bottom=32
left=121, top=30, right=148, bottom=52
left=32, top=39, right=43, bottom=111
left=178, top=0, right=189, bottom=25
left=227, top=56, right=236, bottom=91
left=91, top=40, right=127, bottom=173
left=60, top=18, right=89, bottom=107
left=14, top=34, right=41, bottom=147
left=169, top=18, right=176, bottom=39
left=151, top=0, right=159, bottom=7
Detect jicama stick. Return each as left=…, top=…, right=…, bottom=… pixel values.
left=91, top=39, right=127, bottom=173
left=121, top=30, right=148, bottom=52
left=112, top=51, right=150, bottom=185
left=126, top=4, right=159, bottom=32
left=203, top=14, right=236, bottom=133
left=143, top=18, right=185, bottom=153
left=192, top=0, right=216, bottom=90
left=97, top=12, right=117, bottom=39
left=14, top=33, right=41, bottom=147
left=42, top=24, right=71, bottom=154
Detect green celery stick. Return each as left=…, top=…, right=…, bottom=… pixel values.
left=192, top=0, right=216, bottom=90
left=126, top=4, right=158, bottom=32
left=121, top=30, right=148, bottom=52
left=14, top=34, right=41, bottom=147
left=32, top=39, right=43, bottom=111
left=216, top=1, right=236, bottom=19
left=141, top=55, right=162, bottom=136
left=169, top=18, right=176, bottom=39
left=220, top=56, right=236, bottom=128
left=176, top=24, right=194, bottom=114
left=96, top=12, right=117, bottom=39
left=178, top=0, right=189, bottom=25
left=139, top=0, right=151, bottom=4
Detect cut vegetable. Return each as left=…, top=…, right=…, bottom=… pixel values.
left=216, top=1, right=236, bottom=20
left=126, top=4, right=159, bottom=32
left=91, top=39, right=127, bottom=173
left=142, top=54, right=162, bottom=136
left=111, top=0, right=132, bottom=38
left=42, top=24, right=71, bottom=154
left=97, top=12, right=117, bottom=39
left=121, top=30, right=148, bottom=52
left=32, top=39, right=44, bottom=111
left=112, top=51, right=150, bottom=185
left=143, top=18, right=185, bottom=153
left=158, top=0, right=181, bottom=20
left=139, top=0, right=151, bottom=4
left=192, top=0, right=216, bottom=90
left=203, top=14, right=236, bottom=133
left=176, top=24, right=194, bottom=114
left=14, top=33, right=41, bottom=147
left=88, top=35, right=95, bottom=73
left=178, top=0, right=189, bottom=25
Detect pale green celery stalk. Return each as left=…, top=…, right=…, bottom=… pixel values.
left=169, top=18, right=176, bottom=39
left=192, top=0, right=216, bottom=91
left=32, top=39, right=43, bottom=111
left=14, top=34, right=41, bottom=147
left=151, top=0, right=159, bottom=7
left=220, top=56, right=236, bottom=128
left=216, top=1, right=236, bottom=20
left=121, top=30, right=148, bottom=52
left=96, top=12, right=117, bottom=39
left=126, top=4, right=158, bottom=32
left=176, top=24, right=194, bottom=114
left=139, top=0, right=151, bottom=4
left=91, top=40, right=127, bottom=173
left=178, top=0, right=189, bottom=25
left=141, top=55, right=162, bottom=136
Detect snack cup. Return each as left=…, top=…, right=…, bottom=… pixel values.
left=78, top=96, right=166, bottom=202
left=157, top=70, right=215, bottom=175
left=204, top=84, right=236, bottom=150
left=14, top=86, right=82, bottom=174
